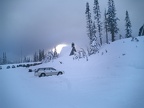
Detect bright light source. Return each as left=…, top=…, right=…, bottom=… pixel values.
left=53, top=44, right=67, bottom=54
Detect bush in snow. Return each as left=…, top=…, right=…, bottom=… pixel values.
left=131, top=37, right=139, bottom=42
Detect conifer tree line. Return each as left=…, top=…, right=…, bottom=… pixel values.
left=0, top=52, right=7, bottom=64
left=33, top=49, right=45, bottom=62
left=23, top=56, right=31, bottom=63
left=85, top=0, right=133, bottom=55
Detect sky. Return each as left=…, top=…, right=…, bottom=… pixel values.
left=0, top=0, right=144, bottom=61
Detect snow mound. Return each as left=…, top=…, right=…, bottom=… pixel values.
left=59, top=45, right=71, bottom=57
left=1, top=36, right=144, bottom=108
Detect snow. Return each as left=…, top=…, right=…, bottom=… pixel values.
left=0, top=37, right=144, bottom=108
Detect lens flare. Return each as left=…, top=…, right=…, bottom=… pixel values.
left=53, top=44, right=67, bottom=54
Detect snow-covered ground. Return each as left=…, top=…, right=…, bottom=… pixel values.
left=0, top=37, right=144, bottom=108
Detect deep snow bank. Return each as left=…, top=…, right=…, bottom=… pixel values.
left=0, top=37, right=144, bottom=108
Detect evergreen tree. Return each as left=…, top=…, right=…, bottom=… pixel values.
left=138, top=24, right=144, bottom=36
left=119, top=34, right=122, bottom=39
left=125, top=10, right=132, bottom=38
left=89, top=22, right=99, bottom=55
left=39, top=49, right=42, bottom=61
left=3, top=52, right=7, bottom=64
left=34, top=52, right=38, bottom=62
left=41, top=49, right=45, bottom=60
left=107, top=0, right=119, bottom=42
left=5, top=52, right=8, bottom=64
left=91, top=21, right=97, bottom=42
left=70, top=43, right=77, bottom=56
left=24, top=56, right=27, bottom=63
left=28, top=57, right=31, bottom=62
left=34, top=52, right=36, bottom=62
left=85, top=2, right=93, bottom=45
left=104, top=9, right=109, bottom=44
left=3, top=52, right=5, bottom=64
left=93, top=0, right=103, bottom=45
left=20, top=48, right=23, bottom=63
left=0, top=57, right=1, bottom=64
left=53, top=48, right=58, bottom=58
left=36, top=54, right=39, bottom=62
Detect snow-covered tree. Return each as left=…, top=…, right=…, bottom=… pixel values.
left=91, top=21, right=97, bottom=40
left=107, top=0, right=119, bottom=42
left=125, top=11, right=132, bottom=38
left=73, top=48, right=88, bottom=61
left=85, top=2, right=99, bottom=56
left=88, top=21, right=100, bottom=55
left=93, top=0, right=103, bottom=45
left=44, top=51, right=54, bottom=62
left=91, top=23, right=99, bottom=56
left=85, top=2, right=93, bottom=45
left=104, top=9, right=109, bottom=44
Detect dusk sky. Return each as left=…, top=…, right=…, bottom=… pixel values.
left=0, top=0, right=144, bottom=60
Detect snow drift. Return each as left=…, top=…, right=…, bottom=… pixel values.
left=0, top=37, right=144, bottom=108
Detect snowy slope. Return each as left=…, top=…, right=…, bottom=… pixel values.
left=0, top=37, right=144, bottom=108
